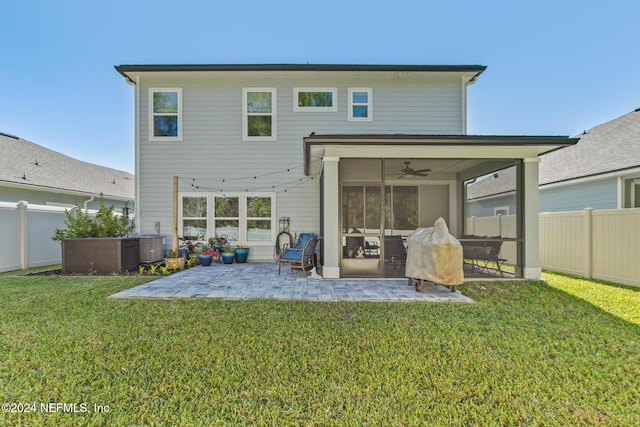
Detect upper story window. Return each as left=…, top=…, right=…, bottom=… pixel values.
left=149, top=88, right=182, bottom=141
left=243, top=88, right=276, bottom=141
left=294, top=88, right=337, bottom=112
left=348, top=88, right=372, bottom=122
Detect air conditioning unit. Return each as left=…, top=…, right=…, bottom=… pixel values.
left=138, top=235, right=164, bottom=263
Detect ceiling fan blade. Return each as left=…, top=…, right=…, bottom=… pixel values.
left=412, top=172, right=429, bottom=177
left=410, top=168, right=431, bottom=173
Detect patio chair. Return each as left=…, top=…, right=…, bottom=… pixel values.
left=277, top=233, right=318, bottom=274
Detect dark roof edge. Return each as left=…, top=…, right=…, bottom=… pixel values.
left=304, top=134, right=579, bottom=144
left=116, top=63, right=486, bottom=77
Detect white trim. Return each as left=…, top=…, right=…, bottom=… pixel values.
left=243, top=88, right=277, bottom=141
left=494, top=206, right=509, bottom=216
left=348, top=88, right=372, bottom=122
left=148, top=88, right=182, bottom=141
left=631, top=179, right=640, bottom=208
left=293, top=87, right=338, bottom=112
left=541, top=166, right=640, bottom=190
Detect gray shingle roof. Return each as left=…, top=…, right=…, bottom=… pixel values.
left=540, top=108, right=640, bottom=185
left=0, top=133, right=134, bottom=200
left=466, top=109, right=640, bottom=199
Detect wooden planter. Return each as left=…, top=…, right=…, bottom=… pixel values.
left=61, top=237, right=140, bottom=274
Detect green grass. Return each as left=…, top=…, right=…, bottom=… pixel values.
left=0, top=272, right=638, bottom=426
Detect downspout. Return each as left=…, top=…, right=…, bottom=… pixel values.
left=134, top=74, right=140, bottom=234
left=462, top=73, right=480, bottom=135
left=83, top=196, right=95, bottom=209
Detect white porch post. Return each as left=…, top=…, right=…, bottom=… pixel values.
left=322, top=157, right=340, bottom=278
left=523, top=158, right=541, bottom=279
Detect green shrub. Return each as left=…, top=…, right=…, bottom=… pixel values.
left=52, top=195, right=133, bottom=241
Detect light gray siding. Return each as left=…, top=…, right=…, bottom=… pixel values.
left=136, top=73, right=465, bottom=257
left=467, top=193, right=516, bottom=218
left=539, top=179, right=617, bottom=212
left=0, top=186, right=126, bottom=210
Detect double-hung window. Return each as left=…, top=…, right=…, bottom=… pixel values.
left=243, top=88, right=276, bottom=141
left=149, top=88, right=182, bottom=141
left=214, top=195, right=275, bottom=244
left=181, top=196, right=207, bottom=240
left=348, top=88, right=372, bottom=121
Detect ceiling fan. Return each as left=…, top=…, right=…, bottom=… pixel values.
left=398, top=161, right=431, bottom=178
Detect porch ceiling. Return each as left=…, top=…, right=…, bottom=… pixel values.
left=303, top=134, right=579, bottom=176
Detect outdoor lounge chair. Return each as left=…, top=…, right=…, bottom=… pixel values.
left=277, top=233, right=318, bottom=274
left=461, top=236, right=507, bottom=276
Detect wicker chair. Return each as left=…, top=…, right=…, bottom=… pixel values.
left=277, top=233, right=318, bottom=275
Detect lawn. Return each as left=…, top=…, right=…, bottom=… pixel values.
left=0, top=271, right=638, bottom=426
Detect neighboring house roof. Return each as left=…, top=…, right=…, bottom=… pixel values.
left=466, top=108, right=640, bottom=199
left=539, top=108, right=640, bottom=185
left=0, top=132, right=134, bottom=200
left=466, top=166, right=518, bottom=200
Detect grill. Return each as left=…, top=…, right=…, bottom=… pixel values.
left=405, top=218, right=463, bottom=292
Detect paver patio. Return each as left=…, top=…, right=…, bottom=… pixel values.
left=110, top=262, right=473, bottom=302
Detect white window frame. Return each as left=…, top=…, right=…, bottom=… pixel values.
left=348, top=88, right=373, bottom=122
left=243, top=88, right=276, bottom=141
left=494, top=206, right=510, bottom=216
left=179, top=194, right=208, bottom=240
left=149, top=88, right=182, bottom=141
left=293, top=88, right=338, bottom=112
left=178, top=193, right=276, bottom=246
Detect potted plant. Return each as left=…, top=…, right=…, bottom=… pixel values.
left=220, top=244, right=235, bottom=264
left=234, top=245, right=250, bottom=263
left=198, top=248, right=218, bottom=266
left=209, top=235, right=227, bottom=252
left=164, top=249, right=185, bottom=270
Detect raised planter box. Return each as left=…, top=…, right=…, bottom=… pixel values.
left=61, top=237, right=140, bottom=274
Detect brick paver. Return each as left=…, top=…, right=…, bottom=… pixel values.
left=110, top=262, right=473, bottom=303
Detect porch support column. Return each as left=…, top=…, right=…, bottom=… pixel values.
left=523, top=157, right=541, bottom=279
left=322, top=157, right=340, bottom=278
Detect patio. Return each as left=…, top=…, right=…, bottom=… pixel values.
left=110, top=262, right=473, bottom=302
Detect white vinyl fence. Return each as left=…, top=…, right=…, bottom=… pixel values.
left=465, top=214, right=518, bottom=267
left=540, top=208, right=640, bottom=287
left=0, top=201, right=98, bottom=273
left=467, top=209, right=640, bottom=287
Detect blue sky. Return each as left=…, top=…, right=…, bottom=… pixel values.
left=2, top=0, right=638, bottom=174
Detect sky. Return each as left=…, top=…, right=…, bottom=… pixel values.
left=2, top=0, right=638, bottom=174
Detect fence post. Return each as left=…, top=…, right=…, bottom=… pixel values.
left=584, top=208, right=593, bottom=279
left=18, top=201, right=28, bottom=270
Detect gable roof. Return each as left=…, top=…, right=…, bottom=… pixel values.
left=540, top=108, right=640, bottom=185
left=0, top=132, right=134, bottom=200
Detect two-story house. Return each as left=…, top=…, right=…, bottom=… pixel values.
left=115, top=64, right=577, bottom=279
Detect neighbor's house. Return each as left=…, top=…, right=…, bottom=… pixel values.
left=467, top=108, right=640, bottom=216
left=115, top=64, right=577, bottom=279
left=0, top=132, right=135, bottom=209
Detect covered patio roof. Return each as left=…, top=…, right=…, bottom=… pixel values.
left=303, top=134, right=579, bottom=176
